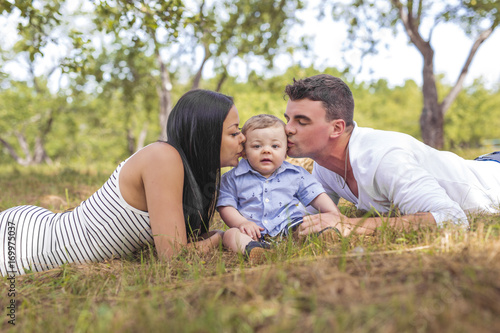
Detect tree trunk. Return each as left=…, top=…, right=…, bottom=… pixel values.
left=127, top=122, right=149, bottom=154
left=136, top=122, right=148, bottom=151
left=419, top=47, right=444, bottom=149
left=0, top=137, right=30, bottom=166
left=157, top=52, right=173, bottom=141
left=126, top=128, right=135, bottom=155
left=191, top=43, right=211, bottom=90
left=33, top=136, right=52, bottom=164
left=393, top=1, right=496, bottom=149
left=33, top=111, right=54, bottom=164
left=215, top=70, right=228, bottom=92
left=0, top=132, right=52, bottom=166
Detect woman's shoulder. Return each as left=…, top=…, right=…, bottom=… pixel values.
left=138, top=142, right=182, bottom=161
left=126, top=142, right=184, bottom=174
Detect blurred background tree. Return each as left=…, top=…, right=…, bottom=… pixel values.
left=0, top=0, right=499, bottom=166
left=328, top=0, right=500, bottom=149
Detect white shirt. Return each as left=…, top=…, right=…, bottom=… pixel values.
left=312, top=123, right=500, bottom=227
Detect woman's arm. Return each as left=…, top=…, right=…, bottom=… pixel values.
left=122, top=143, right=221, bottom=260
left=140, top=144, right=188, bottom=259
left=186, top=230, right=224, bottom=253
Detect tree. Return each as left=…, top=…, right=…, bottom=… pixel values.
left=94, top=0, right=186, bottom=141
left=73, top=33, right=161, bottom=154
left=330, top=0, right=500, bottom=148
left=93, top=0, right=307, bottom=139
left=0, top=0, right=69, bottom=165
left=188, top=0, right=306, bottom=91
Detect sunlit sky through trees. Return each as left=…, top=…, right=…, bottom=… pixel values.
left=1, top=0, right=499, bottom=90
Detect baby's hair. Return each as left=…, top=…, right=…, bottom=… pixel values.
left=241, top=114, right=286, bottom=136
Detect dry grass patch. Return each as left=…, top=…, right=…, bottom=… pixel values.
left=2, top=162, right=500, bottom=332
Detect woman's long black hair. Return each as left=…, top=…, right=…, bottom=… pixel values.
left=166, top=89, right=234, bottom=238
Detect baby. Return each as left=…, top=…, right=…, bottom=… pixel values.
left=217, top=114, right=340, bottom=262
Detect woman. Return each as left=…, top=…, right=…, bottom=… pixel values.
left=0, top=89, right=245, bottom=276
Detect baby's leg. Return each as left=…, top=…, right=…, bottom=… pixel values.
left=223, top=228, right=253, bottom=254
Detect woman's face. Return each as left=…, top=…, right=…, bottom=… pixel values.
left=220, top=106, right=245, bottom=168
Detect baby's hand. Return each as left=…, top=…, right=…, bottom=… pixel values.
left=239, top=221, right=265, bottom=240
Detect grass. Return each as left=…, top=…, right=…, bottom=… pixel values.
left=1, top=159, right=500, bottom=332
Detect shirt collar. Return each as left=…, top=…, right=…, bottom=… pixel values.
left=234, top=159, right=299, bottom=178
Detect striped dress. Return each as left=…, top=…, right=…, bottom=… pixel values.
left=0, top=160, right=154, bottom=276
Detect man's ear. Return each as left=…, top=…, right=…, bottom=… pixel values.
left=329, top=119, right=346, bottom=139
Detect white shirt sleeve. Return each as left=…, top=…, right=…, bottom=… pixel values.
left=374, top=149, right=469, bottom=227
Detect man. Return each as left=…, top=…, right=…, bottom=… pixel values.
left=283, top=74, right=500, bottom=236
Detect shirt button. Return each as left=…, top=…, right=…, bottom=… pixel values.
left=264, top=220, right=268, bottom=224
left=265, top=198, right=269, bottom=203
left=265, top=180, right=269, bottom=183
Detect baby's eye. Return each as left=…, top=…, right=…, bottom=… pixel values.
left=252, top=145, right=261, bottom=149
left=272, top=145, right=280, bottom=149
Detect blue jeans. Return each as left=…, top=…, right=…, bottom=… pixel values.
left=475, top=151, right=500, bottom=164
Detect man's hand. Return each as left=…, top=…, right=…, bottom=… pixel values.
left=239, top=221, right=265, bottom=240
left=297, top=212, right=352, bottom=237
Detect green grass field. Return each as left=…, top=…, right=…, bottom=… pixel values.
left=1, top=157, right=500, bottom=332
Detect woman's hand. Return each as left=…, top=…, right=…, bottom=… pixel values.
left=188, top=229, right=225, bottom=253
left=203, top=230, right=225, bottom=247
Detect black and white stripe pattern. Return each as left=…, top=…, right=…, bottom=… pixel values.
left=1, top=162, right=154, bottom=276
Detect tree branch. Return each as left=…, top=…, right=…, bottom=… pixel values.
left=391, top=0, right=428, bottom=53
left=408, top=0, right=414, bottom=25
left=15, top=132, right=32, bottom=164
left=416, top=0, right=423, bottom=26
left=191, top=42, right=211, bottom=90
left=440, top=25, right=495, bottom=114
left=427, top=18, right=439, bottom=43
left=0, top=137, right=26, bottom=165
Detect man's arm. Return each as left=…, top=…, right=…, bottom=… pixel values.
left=297, top=211, right=436, bottom=237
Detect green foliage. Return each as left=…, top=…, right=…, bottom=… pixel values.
left=206, top=0, right=305, bottom=69
left=458, top=0, right=500, bottom=35
left=445, top=79, right=500, bottom=149
left=224, top=65, right=350, bottom=124
left=1, top=1, right=500, bottom=165
left=2, top=63, right=500, bottom=165
left=94, top=0, right=186, bottom=40
left=353, top=79, right=422, bottom=139
left=8, top=0, right=64, bottom=62
left=332, top=0, right=499, bottom=62
left=329, top=0, right=500, bottom=148
left=0, top=81, right=67, bottom=160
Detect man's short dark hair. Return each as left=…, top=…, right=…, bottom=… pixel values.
left=284, top=74, right=354, bottom=126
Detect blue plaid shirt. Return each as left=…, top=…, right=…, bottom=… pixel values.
left=217, top=159, right=325, bottom=236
